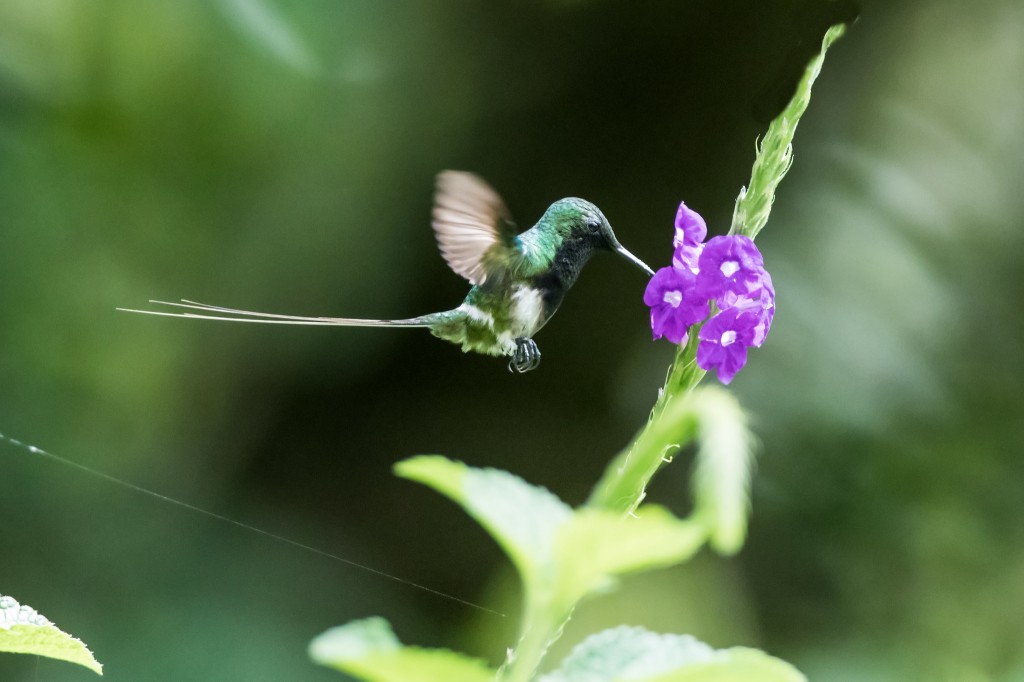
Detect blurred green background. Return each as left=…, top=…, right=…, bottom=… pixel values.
left=2, top=1, right=1022, bottom=680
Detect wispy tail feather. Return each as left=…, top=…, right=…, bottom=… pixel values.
left=116, top=299, right=442, bottom=328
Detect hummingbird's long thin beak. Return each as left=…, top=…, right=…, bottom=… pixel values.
left=612, top=242, right=655, bottom=277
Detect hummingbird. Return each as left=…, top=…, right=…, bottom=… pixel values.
left=121, top=171, right=654, bottom=373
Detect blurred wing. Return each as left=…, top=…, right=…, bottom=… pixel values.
left=432, top=171, right=517, bottom=285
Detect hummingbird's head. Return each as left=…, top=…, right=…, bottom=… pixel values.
left=545, top=198, right=655, bottom=277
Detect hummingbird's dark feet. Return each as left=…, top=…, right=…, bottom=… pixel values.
left=509, top=338, right=541, bottom=374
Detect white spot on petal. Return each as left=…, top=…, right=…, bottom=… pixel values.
left=662, top=290, right=683, bottom=308
left=720, top=330, right=737, bottom=347
left=720, top=260, right=740, bottom=277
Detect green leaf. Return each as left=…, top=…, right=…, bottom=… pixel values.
left=0, top=595, right=103, bottom=675
left=689, top=387, right=755, bottom=555
left=396, top=455, right=572, bottom=577
left=643, top=648, right=806, bottom=682
left=555, top=507, right=705, bottom=606
left=309, top=617, right=495, bottom=682
left=398, top=457, right=704, bottom=614
left=538, top=626, right=803, bottom=682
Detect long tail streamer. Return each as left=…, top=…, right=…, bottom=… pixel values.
left=116, top=299, right=436, bottom=327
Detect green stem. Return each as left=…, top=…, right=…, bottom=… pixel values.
left=499, top=585, right=569, bottom=682
left=587, top=23, right=846, bottom=516
left=586, top=339, right=703, bottom=514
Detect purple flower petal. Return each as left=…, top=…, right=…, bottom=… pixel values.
left=673, top=202, right=707, bottom=248
left=672, top=203, right=707, bottom=273
left=695, top=235, right=766, bottom=301
left=747, top=271, right=775, bottom=346
left=697, top=308, right=756, bottom=384
left=643, top=267, right=708, bottom=345
left=672, top=242, right=704, bottom=275
left=717, top=272, right=775, bottom=347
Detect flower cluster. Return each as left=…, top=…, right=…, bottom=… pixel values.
left=643, top=202, right=775, bottom=384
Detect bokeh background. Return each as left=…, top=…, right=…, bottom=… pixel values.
left=2, top=1, right=1022, bottom=680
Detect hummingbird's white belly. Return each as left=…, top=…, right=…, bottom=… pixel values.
left=510, top=285, right=545, bottom=335
left=492, top=286, right=543, bottom=356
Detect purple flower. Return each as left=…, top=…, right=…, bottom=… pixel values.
left=694, top=235, right=766, bottom=301
left=644, top=267, right=709, bottom=345
left=644, top=201, right=776, bottom=384
left=696, top=308, right=758, bottom=385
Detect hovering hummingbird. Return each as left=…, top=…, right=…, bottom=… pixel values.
left=121, top=171, right=654, bottom=373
